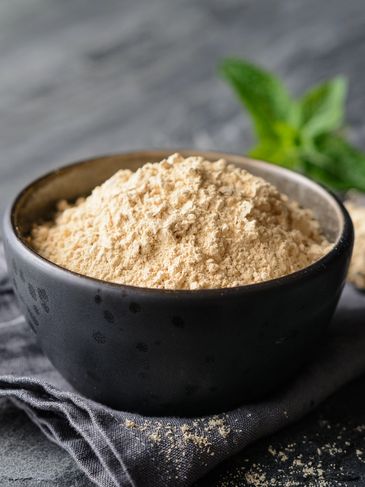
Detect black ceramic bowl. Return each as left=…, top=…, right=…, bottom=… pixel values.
left=2, top=150, right=353, bottom=416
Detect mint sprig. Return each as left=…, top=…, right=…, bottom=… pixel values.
left=220, top=58, right=365, bottom=193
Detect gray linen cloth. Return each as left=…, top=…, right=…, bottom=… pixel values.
left=0, top=243, right=365, bottom=487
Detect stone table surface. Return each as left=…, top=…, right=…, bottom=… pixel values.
left=1, top=0, right=365, bottom=485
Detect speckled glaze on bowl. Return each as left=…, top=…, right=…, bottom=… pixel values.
left=2, top=150, right=354, bottom=416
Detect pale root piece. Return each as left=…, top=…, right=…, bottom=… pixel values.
left=345, top=202, right=365, bottom=289
left=29, top=153, right=331, bottom=290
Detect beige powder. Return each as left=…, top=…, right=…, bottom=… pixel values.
left=29, top=153, right=331, bottom=290
left=345, top=201, right=365, bottom=289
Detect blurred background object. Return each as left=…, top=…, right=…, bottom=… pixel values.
left=1, top=0, right=365, bottom=209
left=1, top=0, right=365, bottom=486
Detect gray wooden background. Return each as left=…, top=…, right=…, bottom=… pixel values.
left=1, top=0, right=365, bottom=485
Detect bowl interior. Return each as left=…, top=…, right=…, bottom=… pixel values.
left=12, top=150, right=343, bottom=245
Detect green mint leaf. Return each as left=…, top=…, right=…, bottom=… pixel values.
left=249, top=121, right=302, bottom=170
left=250, top=142, right=302, bottom=171
left=220, top=57, right=365, bottom=193
left=299, top=77, right=347, bottom=138
left=300, top=162, right=351, bottom=191
left=301, top=135, right=365, bottom=192
left=220, top=58, right=297, bottom=141
left=299, top=150, right=351, bottom=191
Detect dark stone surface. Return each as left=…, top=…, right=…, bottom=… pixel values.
left=195, top=375, right=365, bottom=486
left=0, top=0, right=365, bottom=485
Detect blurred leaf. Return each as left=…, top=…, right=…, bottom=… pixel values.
left=312, top=134, right=365, bottom=192
left=220, top=56, right=365, bottom=193
left=219, top=58, right=297, bottom=141
left=250, top=143, right=303, bottom=171
left=299, top=77, right=347, bottom=138
left=249, top=122, right=303, bottom=170
left=299, top=150, right=352, bottom=191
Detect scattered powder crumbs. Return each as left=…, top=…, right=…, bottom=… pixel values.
left=207, top=417, right=231, bottom=438
left=345, top=201, right=365, bottom=289
left=124, top=419, right=137, bottom=429
left=216, top=418, right=365, bottom=487
left=268, top=445, right=277, bottom=457
left=123, top=414, right=232, bottom=474
left=180, top=424, right=212, bottom=450
left=244, top=468, right=267, bottom=486
left=149, top=432, right=161, bottom=443
left=278, top=451, right=289, bottom=462
left=30, top=153, right=331, bottom=290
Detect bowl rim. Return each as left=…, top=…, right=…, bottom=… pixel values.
left=5, top=149, right=354, bottom=297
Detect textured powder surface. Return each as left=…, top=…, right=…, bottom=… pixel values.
left=30, top=154, right=331, bottom=290
left=345, top=202, right=365, bottom=289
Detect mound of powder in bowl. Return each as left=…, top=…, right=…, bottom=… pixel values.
left=29, top=153, right=332, bottom=290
